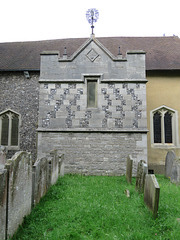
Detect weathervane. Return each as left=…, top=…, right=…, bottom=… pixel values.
left=86, top=8, right=99, bottom=35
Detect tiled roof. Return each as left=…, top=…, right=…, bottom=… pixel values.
left=0, top=36, right=180, bottom=71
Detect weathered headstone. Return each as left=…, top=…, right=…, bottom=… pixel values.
left=165, top=150, right=176, bottom=178
left=32, top=157, right=49, bottom=207
left=126, top=155, right=133, bottom=184
left=0, top=146, right=6, bottom=169
left=5, top=151, right=32, bottom=238
left=49, top=150, right=59, bottom=185
left=0, top=169, right=7, bottom=240
left=144, top=174, right=160, bottom=218
left=59, top=154, right=65, bottom=177
left=170, top=160, right=180, bottom=184
left=136, top=160, right=148, bottom=193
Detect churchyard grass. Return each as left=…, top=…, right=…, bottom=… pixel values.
left=11, top=175, right=180, bottom=240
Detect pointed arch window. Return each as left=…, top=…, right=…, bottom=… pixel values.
left=0, top=110, right=20, bottom=150
left=151, top=106, right=178, bottom=146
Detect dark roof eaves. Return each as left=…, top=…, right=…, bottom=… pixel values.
left=0, top=69, right=40, bottom=72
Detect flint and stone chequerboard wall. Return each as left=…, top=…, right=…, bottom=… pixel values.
left=37, top=36, right=148, bottom=175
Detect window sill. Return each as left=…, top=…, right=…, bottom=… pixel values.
left=2, top=146, right=20, bottom=151
left=151, top=143, right=176, bottom=149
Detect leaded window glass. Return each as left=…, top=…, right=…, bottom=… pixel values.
left=11, top=115, right=19, bottom=146
left=153, top=112, right=161, bottom=143
left=164, top=112, right=172, bottom=143
left=1, top=115, right=9, bottom=145
left=152, top=107, right=175, bottom=145
left=87, top=80, right=97, bottom=108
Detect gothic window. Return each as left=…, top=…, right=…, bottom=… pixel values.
left=87, top=80, right=97, bottom=108
left=0, top=110, right=20, bottom=149
left=151, top=106, right=178, bottom=146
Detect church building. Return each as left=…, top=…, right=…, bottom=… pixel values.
left=0, top=32, right=180, bottom=174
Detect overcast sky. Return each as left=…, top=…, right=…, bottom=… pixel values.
left=0, top=0, right=179, bottom=43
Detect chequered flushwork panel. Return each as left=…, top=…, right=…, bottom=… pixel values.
left=40, top=82, right=146, bottom=129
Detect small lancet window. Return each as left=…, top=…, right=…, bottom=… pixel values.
left=87, top=80, right=97, bottom=108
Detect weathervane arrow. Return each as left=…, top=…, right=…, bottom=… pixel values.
left=86, top=8, right=99, bottom=35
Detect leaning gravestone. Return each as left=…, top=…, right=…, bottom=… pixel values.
left=165, top=150, right=176, bottom=178
left=126, top=155, right=133, bottom=184
left=136, top=160, right=148, bottom=193
left=170, top=159, right=180, bottom=184
left=144, top=174, right=160, bottom=218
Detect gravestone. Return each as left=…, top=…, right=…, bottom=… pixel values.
left=126, top=155, right=133, bottom=184
left=165, top=150, right=176, bottom=178
left=170, top=160, right=180, bottom=184
left=0, top=169, right=7, bottom=240
left=59, top=154, right=65, bottom=177
left=0, top=146, right=6, bottom=169
left=144, top=174, right=160, bottom=218
left=136, top=160, right=148, bottom=193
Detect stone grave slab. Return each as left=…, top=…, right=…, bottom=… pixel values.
left=170, top=160, right=180, bottom=184
left=126, top=155, right=133, bottom=184
left=0, top=169, right=7, bottom=240
left=144, top=174, right=160, bottom=218
left=136, top=160, right=148, bottom=193
left=165, top=150, right=176, bottom=178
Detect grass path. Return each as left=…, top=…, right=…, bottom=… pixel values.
left=11, top=175, right=180, bottom=240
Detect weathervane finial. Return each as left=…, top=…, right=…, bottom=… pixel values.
left=86, top=8, right=99, bottom=35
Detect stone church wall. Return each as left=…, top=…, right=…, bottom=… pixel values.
left=38, top=131, right=147, bottom=175
left=0, top=72, right=39, bottom=161
left=37, top=38, right=148, bottom=175
left=37, top=81, right=147, bottom=175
